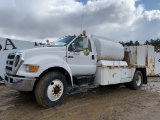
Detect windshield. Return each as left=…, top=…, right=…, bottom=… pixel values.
left=51, top=36, right=76, bottom=47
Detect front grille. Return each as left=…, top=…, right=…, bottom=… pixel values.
left=8, top=53, right=15, bottom=59
left=6, top=52, right=15, bottom=73
left=6, top=61, right=13, bottom=65
left=6, top=66, right=12, bottom=71
left=8, top=54, right=15, bottom=59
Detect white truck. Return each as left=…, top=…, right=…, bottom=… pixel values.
left=4, top=31, right=158, bottom=108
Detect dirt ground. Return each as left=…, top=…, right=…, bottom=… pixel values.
left=1, top=77, right=160, bottom=120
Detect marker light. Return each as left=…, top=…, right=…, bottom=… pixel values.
left=26, top=65, right=39, bottom=72
left=82, top=30, right=86, bottom=35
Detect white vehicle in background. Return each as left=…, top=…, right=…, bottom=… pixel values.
left=4, top=30, right=160, bottom=108
left=0, top=38, right=40, bottom=83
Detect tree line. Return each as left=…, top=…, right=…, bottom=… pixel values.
left=119, top=38, right=160, bottom=52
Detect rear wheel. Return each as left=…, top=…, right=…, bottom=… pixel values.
left=35, top=71, right=68, bottom=108
left=130, top=70, right=143, bottom=90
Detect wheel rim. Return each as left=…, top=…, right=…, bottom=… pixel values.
left=47, top=79, right=64, bottom=101
left=135, top=75, right=141, bottom=86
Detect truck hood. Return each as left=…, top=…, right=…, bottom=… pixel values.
left=19, top=46, right=66, bottom=61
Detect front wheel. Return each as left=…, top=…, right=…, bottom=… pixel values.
left=35, top=71, right=68, bottom=108
left=130, top=70, right=143, bottom=90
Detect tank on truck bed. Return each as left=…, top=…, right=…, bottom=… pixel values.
left=91, top=35, right=124, bottom=61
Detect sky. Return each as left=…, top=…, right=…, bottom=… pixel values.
left=137, top=0, right=160, bottom=10
left=0, top=0, right=160, bottom=43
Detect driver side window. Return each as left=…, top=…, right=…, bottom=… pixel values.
left=68, top=37, right=92, bottom=52
left=68, top=37, right=83, bottom=51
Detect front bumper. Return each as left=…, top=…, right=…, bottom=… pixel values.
left=4, top=74, right=36, bottom=91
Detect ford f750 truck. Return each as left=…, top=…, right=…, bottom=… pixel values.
left=4, top=30, right=158, bottom=108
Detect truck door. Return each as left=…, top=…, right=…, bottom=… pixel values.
left=67, top=36, right=96, bottom=75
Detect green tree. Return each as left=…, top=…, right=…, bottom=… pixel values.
left=119, top=38, right=160, bottom=52
left=134, top=41, right=140, bottom=46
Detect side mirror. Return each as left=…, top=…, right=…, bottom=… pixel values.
left=83, top=36, right=90, bottom=56
left=83, top=37, right=88, bottom=49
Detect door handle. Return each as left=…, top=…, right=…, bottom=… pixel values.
left=68, top=56, right=73, bottom=58
left=92, top=55, right=94, bottom=60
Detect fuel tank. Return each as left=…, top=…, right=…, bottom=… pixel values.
left=91, top=35, right=124, bottom=61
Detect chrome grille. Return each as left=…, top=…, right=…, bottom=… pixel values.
left=8, top=54, right=15, bottom=59
left=6, top=53, right=15, bottom=74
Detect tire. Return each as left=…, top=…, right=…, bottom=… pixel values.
left=35, top=71, right=68, bottom=108
left=130, top=70, right=143, bottom=90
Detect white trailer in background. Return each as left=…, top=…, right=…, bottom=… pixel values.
left=0, top=38, right=40, bottom=83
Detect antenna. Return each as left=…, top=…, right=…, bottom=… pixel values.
left=80, top=6, right=84, bottom=33
left=41, top=29, right=45, bottom=43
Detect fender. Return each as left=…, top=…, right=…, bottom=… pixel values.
left=62, top=60, right=73, bottom=86
left=16, top=55, right=73, bottom=85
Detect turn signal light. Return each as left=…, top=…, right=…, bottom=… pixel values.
left=26, top=65, right=39, bottom=72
